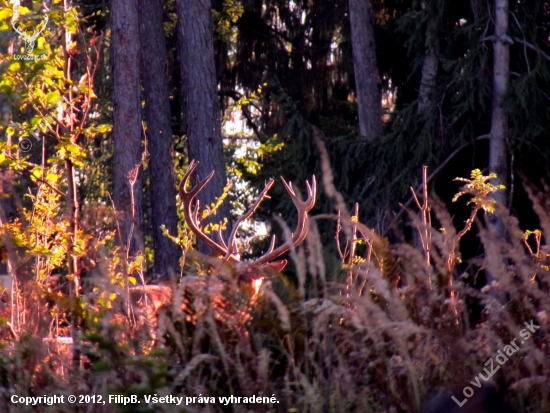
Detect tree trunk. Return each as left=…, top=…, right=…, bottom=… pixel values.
left=0, top=170, right=14, bottom=276
left=176, top=0, right=230, bottom=254
left=489, top=0, right=509, bottom=208
left=411, top=48, right=439, bottom=253
left=112, top=0, right=143, bottom=256
left=348, top=0, right=382, bottom=140
left=417, top=47, right=438, bottom=113
left=138, top=0, right=180, bottom=280
left=485, top=0, right=510, bottom=280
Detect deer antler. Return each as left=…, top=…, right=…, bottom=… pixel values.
left=11, top=20, right=24, bottom=36
left=180, top=160, right=274, bottom=260
left=222, top=177, right=275, bottom=260
left=179, top=160, right=316, bottom=265
left=252, top=176, right=316, bottom=265
left=179, top=160, right=229, bottom=257
left=11, top=15, right=48, bottom=39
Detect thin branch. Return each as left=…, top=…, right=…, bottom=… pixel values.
left=219, top=89, right=265, bottom=115
left=509, top=12, right=531, bottom=73
left=2, top=153, right=66, bottom=197
left=239, top=106, right=265, bottom=143
left=219, top=89, right=266, bottom=143
left=511, top=37, right=550, bottom=63
left=427, top=135, right=491, bottom=184
left=335, top=210, right=345, bottom=260
left=76, top=33, right=103, bottom=143
left=383, top=134, right=491, bottom=236
left=409, top=166, right=431, bottom=271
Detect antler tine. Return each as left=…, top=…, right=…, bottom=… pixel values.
left=179, top=160, right=214, bottom=200
left=253, top=175, right=316, bottom=265
left=179, top=160, right=229, bottom=256
left=11, top=21, right=23, bottom=36
left=223, top=178, right=275, bottom=260
left=280, top=175, right=316, bottom=247
left=217, top=224, right=229, bottom=250
left=267, top=235, right=277, bottom=253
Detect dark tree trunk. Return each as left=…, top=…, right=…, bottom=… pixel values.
left=176, top=0, right=230, bottom=254
left=138, top=0, right=181, bottom=280
left=417, top=47, right=438, bottom=114
left=112, top=0, right=143, bottom=256
left=489, top=0, right=509, bottom=208
left=411, top=48, right=439, bottom=252
left=349, top=0, right=382, bottom=140
left=484, top=0, right=510, bottom=279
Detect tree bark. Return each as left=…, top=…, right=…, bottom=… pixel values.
left=489, top=0, right=509, bottom=208
left=348, top=0, right=382, bottom=140
left=112, top=0, right=143, bottom=256
left=411, top=48, right=439, bottom=253
left=485, top=0, right=510, bottom=281
left=176, top=0, right=230, bottom=254
left=138, top=0, right=180, bottom=280
left=417, top=47, right=438, bottom=114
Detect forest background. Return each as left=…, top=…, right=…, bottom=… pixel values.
left=0, top=0, right=550, bottom=412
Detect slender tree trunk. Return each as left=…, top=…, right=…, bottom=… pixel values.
left=112, top=0, right=143, bottom=256
left=485, top=0, right=510, bottom=282
left=176, top=0, right=230, bottom=254
left=412, top=48, right=439, bottom=253
left=0, top=170, right=14, bottom=276
left=348, top=0, right=382, bottom=140
left=138, top=0, right=180, bottom=280
left=0, top=96, right=13, bottom=256
left=489, top=0, right=510, bottom=208
left=417, top=47, right=438, bottom=113
left=60, top=0, right=83, bottom=372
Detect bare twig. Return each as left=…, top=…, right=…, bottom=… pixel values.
left=335, top=210, right=345, bottom=260
left=509, top=12, right=531, bottom=73
left=410, top=166, right=431, bottom=270
left=383, top=134, right=491, bottom=236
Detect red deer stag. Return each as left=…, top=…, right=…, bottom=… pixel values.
left=126, top=160, right=316, bottom=335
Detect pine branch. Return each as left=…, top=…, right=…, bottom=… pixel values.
left=511, top=37, right=550, bottom=63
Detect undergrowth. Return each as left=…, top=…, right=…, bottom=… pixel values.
left=0, top=167, right=549, bottom=413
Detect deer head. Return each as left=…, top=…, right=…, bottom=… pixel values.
left=179, top=159, right=316, bottom=290
left=122, top=162, right=315, bottom=339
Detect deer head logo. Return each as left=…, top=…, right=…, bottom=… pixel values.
left=11, top=13, right=48, bottom=54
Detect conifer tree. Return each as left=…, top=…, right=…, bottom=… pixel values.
left=112, top=0, right=143, bottom=256
left=138, top=0, right=180, bottom=278
left=177, top=0, right=230, bottom=254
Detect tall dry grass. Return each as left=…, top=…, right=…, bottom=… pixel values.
left=1, top=170, right=550, bottom=413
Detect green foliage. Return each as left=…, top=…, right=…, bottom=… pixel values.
left=453, top=169, right=506, bottom=214
left=212, top=0, right=243, bottom=42
left=1, top=1, right=550, bottom=411
left=0, top=0, right=110, bottom=280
